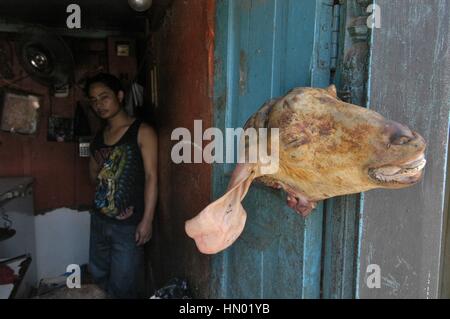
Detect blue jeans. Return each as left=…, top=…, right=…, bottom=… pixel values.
left=89, top=213, right=144, bottom=298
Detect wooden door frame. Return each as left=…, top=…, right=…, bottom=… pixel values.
left=356, top=0, right=450, bottom=298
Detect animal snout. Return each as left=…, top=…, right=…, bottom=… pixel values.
left=390, top=128, right=427, bottom=154
left=410, top=131, right=427, bottom=151
left=390, top=122, right=416, bottom=145
left=387, top=121, right=416, bottom=146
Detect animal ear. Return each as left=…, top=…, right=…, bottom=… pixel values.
left=185, top=163, right=258, bottom=254
left=326, top=84, right=337, bottom=98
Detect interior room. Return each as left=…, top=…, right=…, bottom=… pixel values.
left=0, top=0, right=213, bottom=298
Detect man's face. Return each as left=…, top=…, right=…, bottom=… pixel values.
left=88, top=83, right=123, bottom=120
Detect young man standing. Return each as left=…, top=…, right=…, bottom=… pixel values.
left=85, top=73, right=158, bottom=298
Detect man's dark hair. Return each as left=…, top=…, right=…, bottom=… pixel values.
left=84, top=73, right=124, bottom=97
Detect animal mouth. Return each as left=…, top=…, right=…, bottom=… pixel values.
left=368, top=153, right=426, bottom=185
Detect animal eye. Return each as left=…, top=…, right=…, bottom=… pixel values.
left=392, top=136, right=411, bottom=145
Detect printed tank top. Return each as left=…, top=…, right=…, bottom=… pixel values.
left=90, top=119, right=145, bottom=225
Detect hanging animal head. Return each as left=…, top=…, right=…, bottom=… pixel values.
left=185, top=85, right=427, bottom=254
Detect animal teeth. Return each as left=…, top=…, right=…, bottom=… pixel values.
left=373, top=159, right=426, bottom=183
left=416, top=159, right=427, bottom=171
left=399, top=159, right=426, bottom=176
left=376, top=166, right=402, bottom=176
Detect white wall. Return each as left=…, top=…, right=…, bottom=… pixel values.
left=34, top=208, right=90, bottom=281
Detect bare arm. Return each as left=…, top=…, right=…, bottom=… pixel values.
left=89, top=156, right=100, bottom=185
left=136, top=123, right=158, bottom=245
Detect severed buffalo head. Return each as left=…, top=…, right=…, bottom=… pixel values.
left=185, top=85, right=427, bottom=254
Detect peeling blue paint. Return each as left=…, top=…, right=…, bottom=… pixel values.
left=211, top=0, right=333, bottom=298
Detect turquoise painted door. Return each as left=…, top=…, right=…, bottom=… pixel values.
left=211, top=0, right=334, bottom=298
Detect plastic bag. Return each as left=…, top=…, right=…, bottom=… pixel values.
left=150, top=278, right=192, bottom=299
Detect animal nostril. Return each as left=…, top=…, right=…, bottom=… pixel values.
left=388, top=123, right=415, bottom=146
left=384, top=121, right=419, bottom=147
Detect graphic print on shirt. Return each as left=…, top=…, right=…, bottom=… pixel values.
left=94, top=144, right=136, bottom=220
